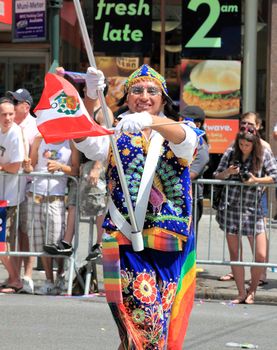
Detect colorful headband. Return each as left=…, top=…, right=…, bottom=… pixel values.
left=124, top=64, right=169, bottom=98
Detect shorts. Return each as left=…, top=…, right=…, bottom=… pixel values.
left=27, top=194, right=65, bottom=252
left=5, top=200, right=31, bottom=249
left=79, top=161, right=108, bottom=217
left=18, top=198, right=29, bottom=233
left=5, top=206, right=18, bottom=248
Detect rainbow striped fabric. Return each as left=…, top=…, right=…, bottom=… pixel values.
left=102, top=235, right=123, bottom=304
left=167, top=232, right=196, bottom=349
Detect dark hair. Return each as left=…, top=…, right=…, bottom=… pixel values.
left=233, top=130, right=263, bottom=174
left=240, top=111, right=262, bottom=129
left=0, top=97, right=14, bottom=105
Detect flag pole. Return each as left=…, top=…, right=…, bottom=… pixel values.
left=72, top=0, right=144, bottom=252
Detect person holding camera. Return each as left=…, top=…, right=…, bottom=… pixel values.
left=213, top=126, right=277, bottom=304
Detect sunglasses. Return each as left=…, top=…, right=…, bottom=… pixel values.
left=240, top=120, right=255, bottom=127
left=129, top=86, right=162, bottom=96
left=240, top=126, right=257, bottom=135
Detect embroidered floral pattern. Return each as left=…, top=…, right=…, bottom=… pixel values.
left=131, top=136, right=143, bottom=148
left=122, top=148, right=130, bottom=156
left=166, top=150, right=174, bottom=159
left=103, top=133, right=192, bottom=240
left=133, top=272, right=157, bottom=304
left=178, top=158, right=189, bottom=167
left=119, top=268, right=179, bottom=349
left=132, top=308, right=146, bottom=324
left=161, top=282, right=177, bottom=311
left=121, top=270, right=132, bottom=294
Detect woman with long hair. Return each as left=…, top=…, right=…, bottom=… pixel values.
left=214, top=127, right=277, bottom=304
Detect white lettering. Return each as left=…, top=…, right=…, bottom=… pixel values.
left=205, top=125, right=232, bottom=131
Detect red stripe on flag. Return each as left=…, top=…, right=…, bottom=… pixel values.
left=37, top=115, right=113, bottom=144
left=34, top=73, right=113, bottom=143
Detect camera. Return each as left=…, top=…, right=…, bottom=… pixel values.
left=239, top=165, right=250, bottom=181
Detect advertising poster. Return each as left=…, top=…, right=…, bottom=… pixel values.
left=12, top=0, right=46, bottom=42
left=205, top=119, right=239, bottom=153
left=93, top=0, right=152, bottom=55
left=182, top=0, right=241, bottom=59
left=180, top=59, right=241, bottom=153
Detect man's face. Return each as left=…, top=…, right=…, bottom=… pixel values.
left=126, top=81, right=164, bottom=115
left=240, top=115, right=258, bottom=129
left=0, top=102, right=15, bottom=132
left=14, top=100, right=30, bottom=119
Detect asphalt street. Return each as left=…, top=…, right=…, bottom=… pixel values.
left=1, top=294, right=277, bottom=349
left=1, top=214, right=277, bottom=350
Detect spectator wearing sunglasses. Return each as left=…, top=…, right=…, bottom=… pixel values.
left=214, top=127, right=277, bottom=304
left=240, top=112, right=271, bottom=151
left=218, top=111, right=273, bottom=284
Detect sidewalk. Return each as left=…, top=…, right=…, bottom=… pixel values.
left=195, top=265, right=277, bottom=304
left=1, top=215, right=277, bottom=303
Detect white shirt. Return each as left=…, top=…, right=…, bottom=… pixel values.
left=0, top=123, right=25, bottom=206
left=74, top=116, right=197, bottom=164
left=30, top=140, right=72, bottom=196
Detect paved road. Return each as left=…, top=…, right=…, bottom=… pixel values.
left=1, top=294, right=277, bottom=350
left=1, top=214, right=277, bottom=349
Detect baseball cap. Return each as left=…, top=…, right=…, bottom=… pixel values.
left=6, top=88, right=33, bottom=106
left=181, top=105, right=205, bottom=122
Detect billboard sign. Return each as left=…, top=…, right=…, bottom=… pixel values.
left=93, top=0, right=152, bottom=55
left=12, top=0, right=46, bottom=42
left=182, top=0, right=241, bottom=59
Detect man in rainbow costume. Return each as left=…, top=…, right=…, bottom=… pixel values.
left=74, top=64, right=203, bottom=349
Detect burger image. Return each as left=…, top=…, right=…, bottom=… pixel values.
left=182, top=60, right=241, bottom=117
left=106, top=76, right=126, bottom=113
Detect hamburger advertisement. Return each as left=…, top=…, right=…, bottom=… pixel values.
left=180, top=59, right=241, bottom=153
left=181, top=59, right=241, bottom=118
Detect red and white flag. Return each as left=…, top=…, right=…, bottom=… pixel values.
left=34, top=73, right=113, bottom=144
left=0, top=0, right=12, bottom=25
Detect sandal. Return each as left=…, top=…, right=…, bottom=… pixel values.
left=247, top=279, right=268, bottom=287
left=218, top=273, right=234, bottom=281
left=231, top=295, right=246, bottom=304
left=0, top=285, right=23, bottom=294
left=245, top=291, right=255, bottom=304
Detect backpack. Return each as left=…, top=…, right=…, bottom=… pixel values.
left=72, top=262, right=99, bottom=295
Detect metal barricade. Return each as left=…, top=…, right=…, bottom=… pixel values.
left=0, top=171, right=80, bottom=295
left=192, top=179, right=277, bottom=270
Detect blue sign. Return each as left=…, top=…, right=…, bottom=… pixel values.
left=12, top=0, right=46, bottom=42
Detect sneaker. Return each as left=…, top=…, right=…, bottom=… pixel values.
left=43, top=240, right=73, bottom=256
left=36, top=280, right=59, bottom=295
left=86, top=243, right=102, bottom=261
left=55, top=273, right=66, bottom=292
left=20, top=276, right=34, bottom=294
